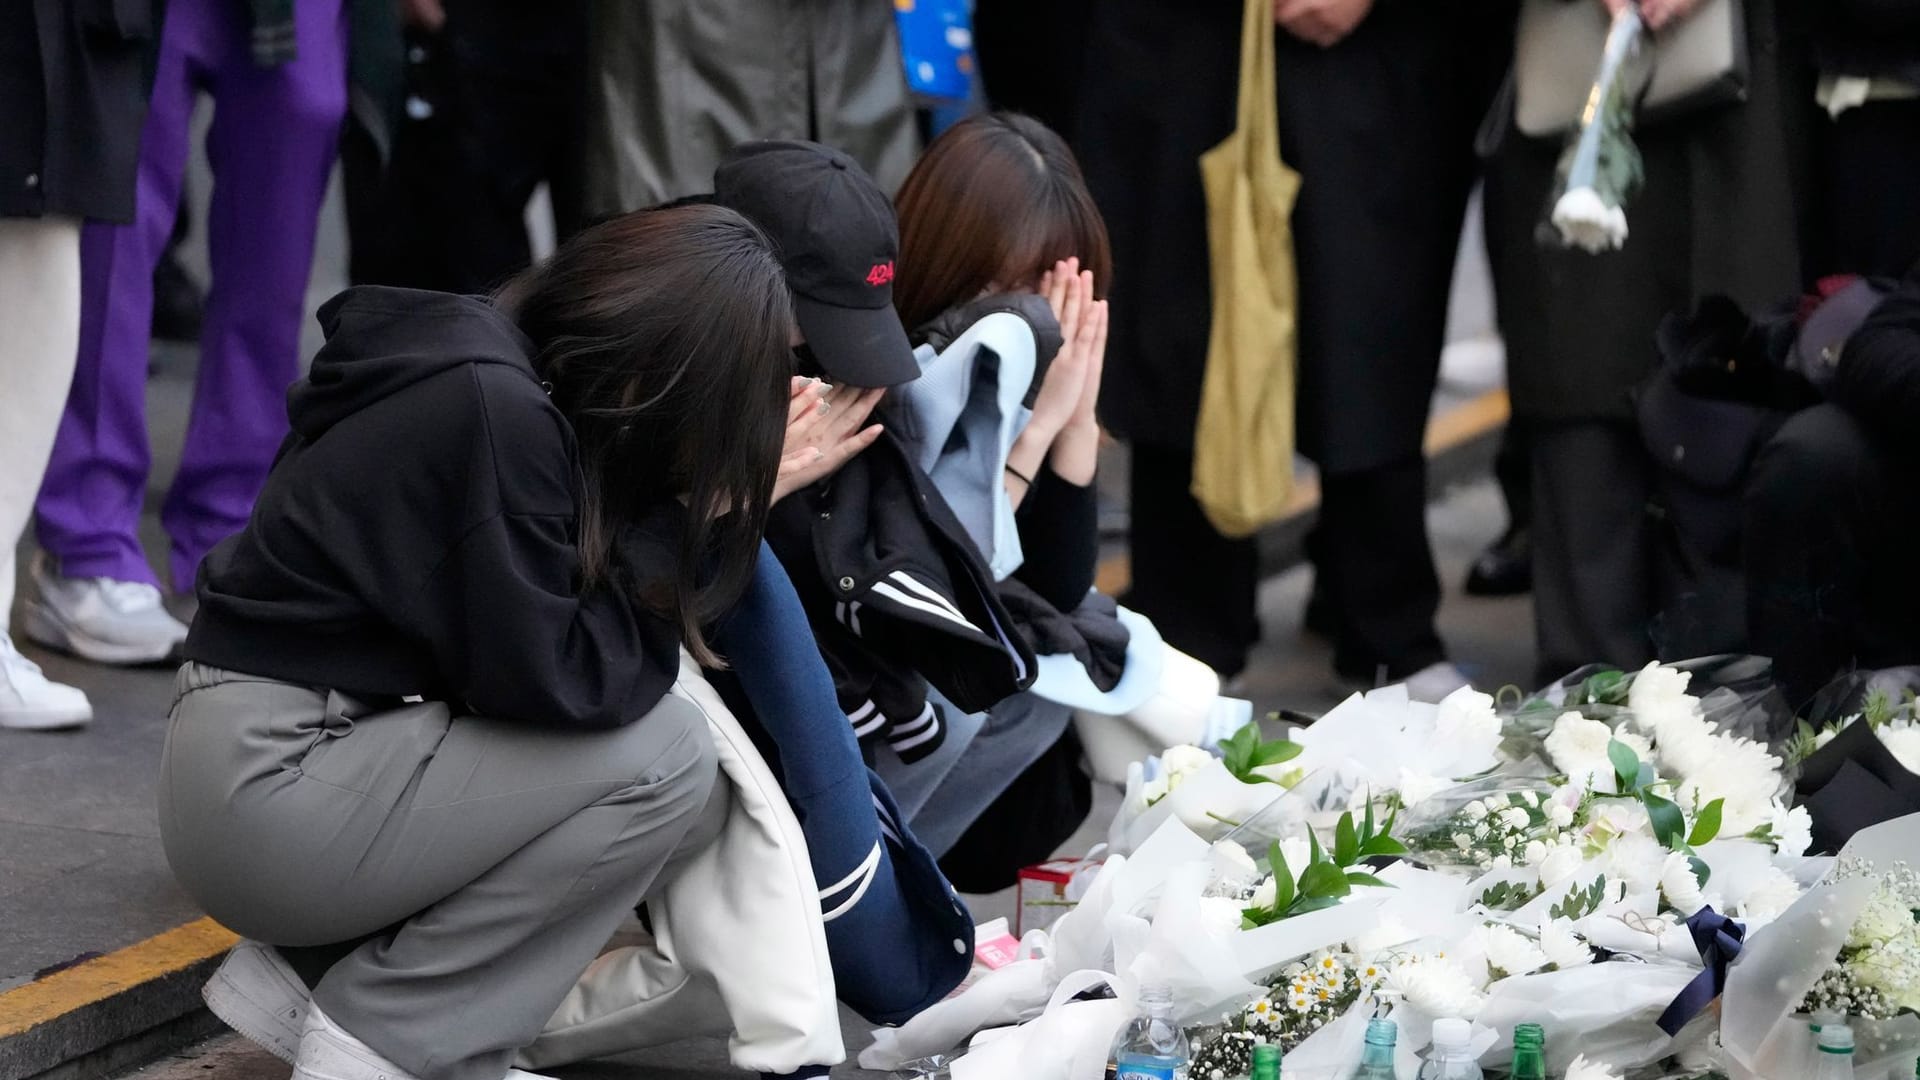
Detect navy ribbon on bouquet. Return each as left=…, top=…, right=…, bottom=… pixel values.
left=1656, top=906, right=1746, bottom=1036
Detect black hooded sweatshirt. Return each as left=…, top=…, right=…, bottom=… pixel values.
left=185, top=287, right=683, bottom=730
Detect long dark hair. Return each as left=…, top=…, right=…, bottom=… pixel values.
left=496, top=205, right=793, bottom=667
left=893, top=112, right=1113, bottom=332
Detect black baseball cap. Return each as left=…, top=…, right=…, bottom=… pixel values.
left=714, top=141, right=920, bottom=388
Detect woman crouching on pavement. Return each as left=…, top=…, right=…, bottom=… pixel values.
left=157, top=204, right=796, bottom=1080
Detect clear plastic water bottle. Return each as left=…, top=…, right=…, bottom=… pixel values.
left=1419, top=1019, right=1483, bottom=1080
left=1351, top=1017, right=1399, bottom=1080
left=1110, top=984, right=1191, bottom=1080
left=1814, top=1023, right=1857, bottom=1080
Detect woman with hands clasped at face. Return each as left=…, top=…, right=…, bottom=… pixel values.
left=1004, top=257, right=1110, bottom=509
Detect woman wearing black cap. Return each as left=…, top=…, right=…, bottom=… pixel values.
left=154, top=203, right=813, bottom=1080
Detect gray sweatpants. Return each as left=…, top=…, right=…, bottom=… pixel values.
left=157, top=663, right=721, bottom=1080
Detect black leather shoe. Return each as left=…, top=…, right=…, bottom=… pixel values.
left=151, top=253, right=204, bottom=343
left=1464, top=527, right=1532, bottom=596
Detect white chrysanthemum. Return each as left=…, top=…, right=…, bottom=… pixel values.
left=1482, top=924, right=1549, bottom=977
left=1389, top=956, right=1486, bottom=1018
left=1739, top=867, right=1803, bottom=925
left=1540, top=917, right=1591, bottom=969
left=1564, top=1053, right=1623, bottom=1080
left=1538, top=845, right=1586, bottom=889
left=1650, top=716, right=1717, bottom=779
left=1551, top=186, right=1628, bottom=253
left=1628, top=662, right=1694, bottom=716
left=1251, top=875, right=1278, bottom=911
left=1768, top=802, right=1812, bottom=857
left=1613, top=731, right=1654, bottom=760
left=1162, top=744, right=1215, bottom=778
left=1880, top=723, right=1920, bottom=774
left=1604, top=831, right=1667, bottom=891
left=1659, top=852, right=1707, bottom=916
left=1545, top=713, right=1617, bottom=781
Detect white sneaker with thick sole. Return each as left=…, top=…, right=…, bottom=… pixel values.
left=203, top=940, right=310, bottom=1064
left=0, top=633, right=92, bottom=730
left=293, top=1003, right=420, bottom=1080
left=23, top=555, right=188, bottom=665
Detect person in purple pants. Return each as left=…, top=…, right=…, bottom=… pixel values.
left=26, top=0, right=348, bottom=665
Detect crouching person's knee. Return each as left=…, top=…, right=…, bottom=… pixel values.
left=611, top=694, right=719, bottom=823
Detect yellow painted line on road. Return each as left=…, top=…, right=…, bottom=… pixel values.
left=1093, top=388, right=1510, bottom=597
left=0, top=918, right=235, bottom=1038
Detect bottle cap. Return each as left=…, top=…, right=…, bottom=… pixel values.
left=1818, top=1024, right=1855, bottom=1053
left=1514, top=1023, right=1545, bottom=1048
left=1432, top=1019, right=1473, bottom=1049
left=1253, top=1044, right=1281, bottom=1066
left=1365, top=1018, right=1398, bottom=1045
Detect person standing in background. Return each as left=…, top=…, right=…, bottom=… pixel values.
left=573, top=0, right=920, bottom=216
left=0, top=0, right=158, bottom=727
left=343, top=0, right=588, bottom=293
left=26, top=0, right=372, bottom=666
left=1484, top=0, right=1817, bottom=683
left=1080, top=0, right=1513, bottom=698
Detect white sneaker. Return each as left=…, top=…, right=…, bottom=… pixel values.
left=23, top=555, right=188, bottom=665
left=204, top=940, right=310, bottom=1064
left=0, top=634, right=92, bottom=730
left=1402, top=661, right=1474, bottom=704
left=293, top=1003, right=421, bottom=1080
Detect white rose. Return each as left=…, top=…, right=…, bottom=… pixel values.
left=1199, top=896, right=1247, bottom=937
left=1738, top=867, right=1803, bottom=925
left=1482, top=925, right=1549, bottom=978
left=1850, top=891, right=1915, bottom=949
left=1564, top=1053, right=1623, bottom=1080
left=1538, top=846, right=1587, bottom=889
left=1140, top=775, right=1170, bottom=807
left=1162, top=744, right=1215, bottom=779
left=1768, top=802, right=1812, bottom=857
left=1659, top=851, right=1707, bottom=916
left=1539, top=916, right=1592, bottom=969
left=1251, top=875, right=1279, bottom=911
left=1212, top=839, right=1259, bottom=878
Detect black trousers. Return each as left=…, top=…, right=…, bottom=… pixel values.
left=1531, top=421, right=1659, bottom=684
left=1127, top=445, right=1443, bottom=681
left=1823, top=99, right=1920, bottom=280
left=344, top=0, right=587, bottom=293
left=1746, top=403, right=1920, bottom=710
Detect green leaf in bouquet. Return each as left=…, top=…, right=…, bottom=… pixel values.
left=1358, top=835, right=1409, bottom=858
left=1687, top=798, right=1725, bottom=847
left=1549, top=875, right=1609, bottom=921
left=1297, top=860, right=1350, bottom=900
left=1864, top=688, right=1894, bottom=729
left=1608, top=739, right=1642, bottom=792
left=1250, top=738, right=1303, bottom=768
left=1344, top=871, right=1393, bottom=889
left=1287, top=896, right=1343, bottom=917
left=1221, top=723, right=1256, bottom=778
left=1307, top=825, right=1324, bottom=867
left=1688, top=853, right=1711, bottom=890
left=1335, top=813, right=1359, bottom=867
left=1643, top=792, right=1686, bottom=848
left=1479, top=881, right=1544, bottom=911
left=1268, top=841, right=1296, bottom=910
left=1579, top=670, right=1629, bottom=707
left=1363, top=797, right=1375, bottom=842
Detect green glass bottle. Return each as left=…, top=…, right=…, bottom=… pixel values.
left=1511, top=1024, right=1546, bottom=1080
left=1351, top=1018, right=1399, bottom=1080
left=1252, top=1043, right=1281, bottom=1080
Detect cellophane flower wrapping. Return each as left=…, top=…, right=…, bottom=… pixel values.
left=1542, top=5, right=1649, bottom=254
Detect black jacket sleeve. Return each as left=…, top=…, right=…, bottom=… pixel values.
left=1833, top=283, right=1920, bottom=451
left=1011, top=466, right=1099, bottom=612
